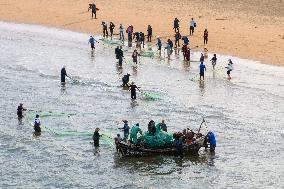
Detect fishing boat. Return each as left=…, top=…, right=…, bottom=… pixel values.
left=116, top=136, right=206, bottom=157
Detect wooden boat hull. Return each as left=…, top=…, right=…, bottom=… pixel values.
left=116, top=142, right=203, bottom=157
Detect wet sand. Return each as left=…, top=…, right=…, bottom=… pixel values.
left=1, top=0, right=284, bottom=66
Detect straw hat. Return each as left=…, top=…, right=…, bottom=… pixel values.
left=95, top=128, right=100, bottom=132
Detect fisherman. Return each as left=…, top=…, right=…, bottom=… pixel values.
left=199, top=61, right=206, bottom=80
left=174, top=136, right=184, bottom=158
left=117, top=46, right=124, bottom=66
left=185, top=46, right=190, bottom=62
left=133, top=32, right=140, bottom=42
left=129, top=82, right=140, bottom=100
left=93, top=128, right=101, bottom=147
left=88, top=36, right=98, bottom=51
left=126, top=25, right=133, bottom=43
left=165, top=42, right=171, bottom=59
left=122, top=73, right=130, bottom=87
left=148, top=120, right=156, bottom=135
left=140, top=32, right=145, bottom=48
left=61, top=66, right=68, bottom=83
left=156, top=36, right=162, bottom=56
left=167, top=39, right=173, bottom=51
left=132, top=49, right=139, bottom=64
left=115, top=46, right=120, bottom=59
left=109, top=22, right=115, bottom=39
left=119, top=120, right=130, bottom=141
left=90, top=3, right=97, bottom=19
left=174, top=32, right=181, bottom=48
left=34, top=114, right=41, bottom=133
left=182, top=36, right=189, bottom=46
left=119, top=24, right=124, bottom=41
left=114, top=134, right=122, bottom=144
left=130, top=123, right=142, bottom=145
left=225, top=59, right=234, bottom=80
left=173, top=18, right=180, bottom=33
left=160, top=120, right=167, bottom=132
left=102, top=21, right=108, bottom=38
left=207, top=131, right=216, bottom=152
left=200, top=53, right=205, bottom=63
left=17, top=103, right=27, bottom=119
left=147, top=25, right=153, bottom=42
left=211, top=54, right=217, bottom=70
left=182, top=44, right=187, bottom=60
left=204, top=29, right=208, bottom=44
left=190, top=18, right=196, bottom=35
left=114, top=134, right=122, bottom=152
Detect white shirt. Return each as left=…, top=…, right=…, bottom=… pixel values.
left=34, top=118, right=41, bottom=125
left=190, top=20, right=195, bottom=27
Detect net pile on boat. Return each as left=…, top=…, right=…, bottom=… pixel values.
left=139, top=124, right=173, bottom=149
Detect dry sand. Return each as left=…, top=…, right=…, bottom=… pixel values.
left=1, top=0, right=284, bottom=66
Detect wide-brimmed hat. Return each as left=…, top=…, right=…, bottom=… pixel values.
left=95, top=128, right=100, bottom=131
left=122, top=120, right=128, bottom=123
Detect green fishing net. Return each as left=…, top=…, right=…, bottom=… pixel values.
left=139, top=124, right=173, bottom=149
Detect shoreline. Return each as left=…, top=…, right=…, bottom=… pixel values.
left=0, top=0, right=283, bottom=66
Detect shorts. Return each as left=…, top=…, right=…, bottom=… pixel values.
left=200, top=72, right=204, bottom=77
left=227, top=70, right=231, bottom=75
left=91, top=43, right=94, bottom=48
left=158, top=46, right=161, bottom=50
left=190, top=26, right=194, bottom=31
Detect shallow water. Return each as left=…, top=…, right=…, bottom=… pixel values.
left=0, top=22, right=283, bottom=189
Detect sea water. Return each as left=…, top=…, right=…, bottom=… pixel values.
left=0, top=22, right=283, bottom=188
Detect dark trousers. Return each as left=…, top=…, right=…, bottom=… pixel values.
left=131, top=91, right=136, bottom=99
left=118, top=57, right=123, bottom=66
left=103, top=29, right=108, bottom=38
left=92, top=11, right=96, bottom=19
left=147, top=35, right=152, bottom=42
left=204, top=37, right=208, bottom=44
left=190, top=26, right=194, bottom=35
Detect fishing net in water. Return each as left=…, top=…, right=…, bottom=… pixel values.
left=140, top=50, right=154, bottom=57
left=101, top=38, right=122, bottom=46
left=139, top=124, right=173, bottom=149
left=142, top=92, right=162, bottom=100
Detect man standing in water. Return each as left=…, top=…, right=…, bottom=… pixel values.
left=199, top=62, right=206, bottom=80
left=211, top=54, right=217, bottom=70
left=88, top=36, right=98, bottom=51
left=93, top=128, right=101, bottom=147
left=129, top=82, right=140, bottom=100
left=17, top=103, right=27, bottom=120
left=122, top=73, right=131, bottom=87
left=156, top=36, right=162, bottom=56
left=225, top=59, right=234, bottom=80
left=119, top=120, right=130, bottom=141
left=117, top=46, right=124, bottom=66
left=34, top=114, right=41, bottom=133
left=61, top=66, right=68, bottom=83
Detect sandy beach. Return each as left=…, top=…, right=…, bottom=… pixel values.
left=1, top=0, right=284, bottom=66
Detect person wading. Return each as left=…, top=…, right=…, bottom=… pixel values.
left=199, top=61, right=206, bottom=80
left=129, top=82, right=141, bottom=100
left=61, top=66, right=68, bottom=84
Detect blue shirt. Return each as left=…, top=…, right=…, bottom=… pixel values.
left=183, top=37, right=189, bottom=45
left=89, top=37, right=96, bottom=44
left=208, top=132, right=216, bottom=146
left=157, top=38, right=162, bottom=47
left=122, top=123, right=130, bottom=133
left=199, top=64, right=206, bottom=73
